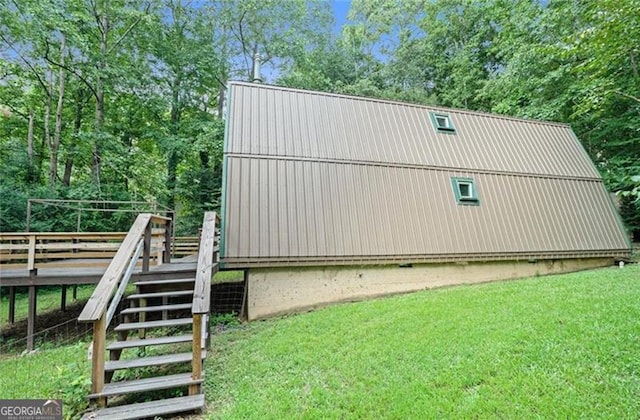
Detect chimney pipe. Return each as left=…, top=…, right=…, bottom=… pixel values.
left=252, top=51, right=262, bottom=83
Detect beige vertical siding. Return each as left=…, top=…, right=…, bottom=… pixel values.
left=222, top=82, right=630, bottom=266
left=227, top=83, right=600, bottom=178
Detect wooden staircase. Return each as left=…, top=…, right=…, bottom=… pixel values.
left=79, top=213, right=219, bottom=419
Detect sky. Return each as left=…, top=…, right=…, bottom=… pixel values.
left=258, top=0, right=352, bottom=83
left=331, top=0, right=352, bottom=34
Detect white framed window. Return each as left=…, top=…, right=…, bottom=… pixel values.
left=458, top=181, right=474, bottom=199
left=451, top=177, right=479, bottom=205
left=430, top=112, right=456, bottom=133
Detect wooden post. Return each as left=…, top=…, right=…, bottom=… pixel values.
left=190, top=313, right=203, bottom=396
left=73, top=285, right=78, bottom=300
left=27, top=235, right=36, bottom=272
left=142, top=223, right=151, bottom=272
left=26, top=235, right=38, bottom=351
left=26, top=200, right=32, bottom=232
left=162, top=296, right=169, bottom=321
left=8, top=286, right=16, bottom=324
left=206, top=314, right=211, bottom=350
left=61, top=285, right=67, bottom=312
left=26, top=285, right=37, bottom=351
left=91, top=315, right=107, bottom=407
left=138, top=297, right=147, bottom=344
left=240, top=270, right=249, bottom=321
left=164, top=216, right=172, bottom=264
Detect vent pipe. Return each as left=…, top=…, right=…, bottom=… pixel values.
left=252, top=50, right=262, bottom=83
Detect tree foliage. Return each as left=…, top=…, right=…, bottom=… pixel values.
left=0, top=0, right=637, bottom=238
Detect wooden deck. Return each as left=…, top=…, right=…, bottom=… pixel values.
left=0, top=254, right=197, bottom=349
left=1, top=213, right=220, bottom=418
left=0, top=229, right=198, bottom=287
left=0, top=255, right=197, bottom=286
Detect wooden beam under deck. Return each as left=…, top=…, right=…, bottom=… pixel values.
left=0, top=257, right=197, bottom=351
left=0, top=258, right=197, bottom=287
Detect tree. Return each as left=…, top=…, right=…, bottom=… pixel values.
left=220, top=0, right=333, bottom=82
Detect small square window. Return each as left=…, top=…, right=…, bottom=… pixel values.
left=430, top=112, right=456, bottom=133
left=436, top=115, right=449, bottom=128
left=451, top=177, right=479, bottom=205
left=458, top=182, right=473, bottom=199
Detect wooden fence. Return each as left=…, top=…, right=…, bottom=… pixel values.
left=0, top=232, right=198, bottom=271
left=0, top=220, right=172, bottom=351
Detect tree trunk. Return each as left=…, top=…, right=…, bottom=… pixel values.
left=35, top=120, right=46, bottom=182
left=199, top=150, right=212, bottom=205
left=218, top=86, right=225, bottom=118
left=92, top=1, right=109, bottom=190
left=167, top=150, right=178, bottom=210
left=50, top=35, right=66, bottom=186
left=27, top=109, right=34, bottom=165
left=167, top=77, right=182, bottom=210
left=40, top=71, right=53, bottom=185
left=44, top=74, right=52, bottom=169
left=26, top=109, right=35, bottom=183
left=63, top=87, right=85, bottom=187
left=62, top=158, right=73, bottom=186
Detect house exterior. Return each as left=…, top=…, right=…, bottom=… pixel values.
left=220, top=81, right=631, bottom=320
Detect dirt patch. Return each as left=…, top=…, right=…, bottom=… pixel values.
left=0, top=281, right=245, bottom=353
left=0, top=300, right=92, bottom=352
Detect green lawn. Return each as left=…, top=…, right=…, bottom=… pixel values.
left=206, top=265, right=640, bottom=418
left=0, top=340, right=91, bottom=415
left=213, top=270, right=244, bottom=283
left=0, top=266, right=638, bottom=418
left=0, top=285, right=95, bottom=329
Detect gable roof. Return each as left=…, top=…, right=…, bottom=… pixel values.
left=221, top=82, right=630, bottom=267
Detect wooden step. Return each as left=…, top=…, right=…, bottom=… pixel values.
left=104, top=351, right=206, bottom=371
left=134, top=278, right=194, bottom=287
left=107, top=334, right=193, bottom=351
left=121, top=303, right=192, bottom=315
left=81, top=394, right=204, bottom=420
left=88, top=372, right=203, bottom=398
left=127, top=290, right=193, bottom=300
left=114, top=318, right=192, bottom=332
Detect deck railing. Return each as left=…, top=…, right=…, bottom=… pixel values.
left=172, top=236, right=200, bottom=258
left=190, top=212, right=220, bottom=395
left=0, top=231, right=167, bottom=271
left=78, top=213, right=172, bottom=404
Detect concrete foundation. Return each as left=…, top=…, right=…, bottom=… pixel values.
left=246, top=258, right=613, bottom=320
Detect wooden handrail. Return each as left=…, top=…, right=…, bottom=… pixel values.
left=78, top=214, right=171, bottom=322
left=191, top=212, right=219, bottom=315
left=77, top=213, right=172, bottom=405
left=149, top=214, right=171, bottom=224
left=190, top=211, right=219, bottom=396
left=105, top=238, right=144, bottom=326
left=0, top=230, right=167, bottom=271
left=1, top=232, right=130, bottom=237
left=79, top=214, right=154, bottom=322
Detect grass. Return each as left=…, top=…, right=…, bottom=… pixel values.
left=0, top=265, right=637, bottom=418
left=0, top=285, right=95, bottom=329
left=214, top=270, right=244, bottom=283
left=206, top=265, right=640, bottom=418
left=0, top=340, right=91, bottom=415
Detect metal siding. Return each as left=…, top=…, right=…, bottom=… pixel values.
left=227, top=83, right=605, bottom=180
left=223, top=82, right=629, bottom=264
left=224, top=156, right=629, bottom=261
